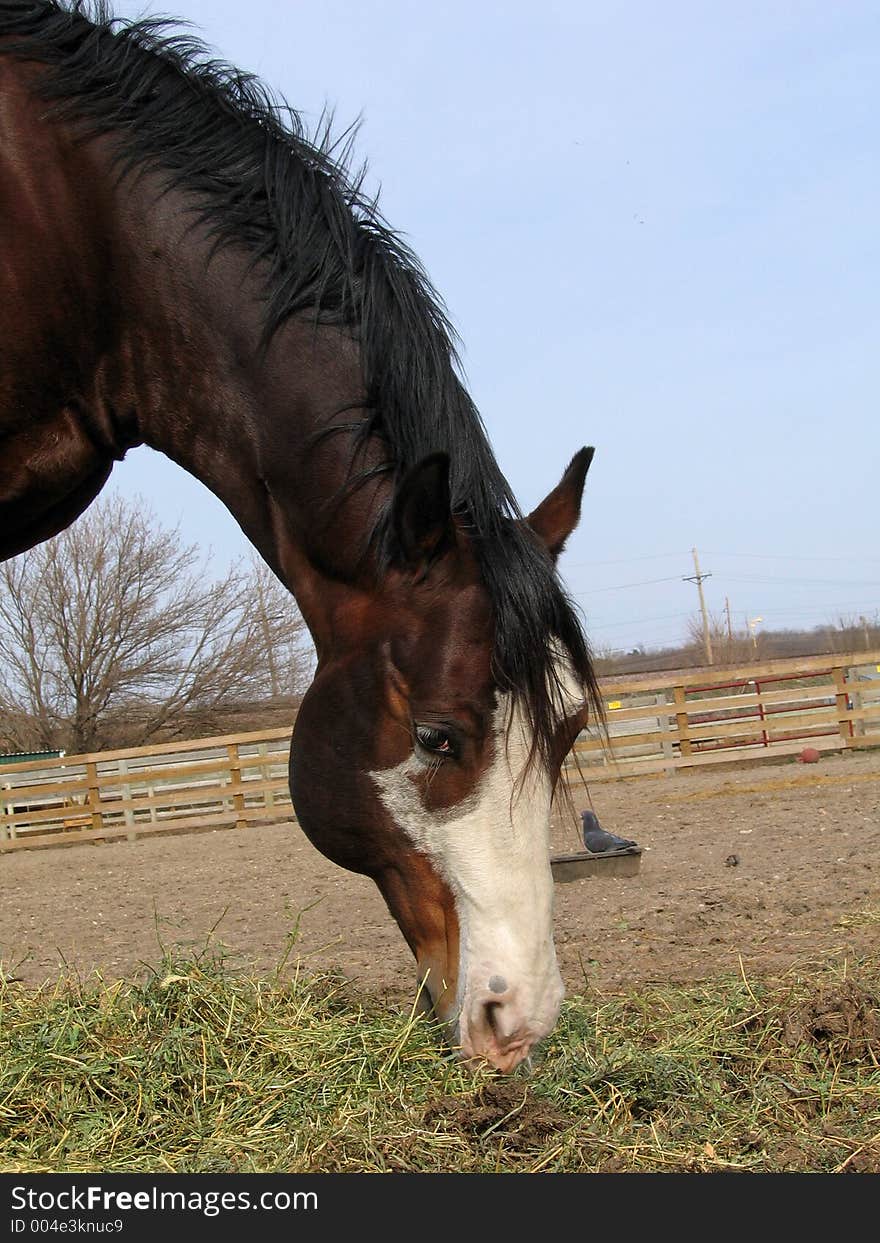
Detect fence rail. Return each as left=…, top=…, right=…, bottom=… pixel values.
left=2, top=650, right=879, bottom=849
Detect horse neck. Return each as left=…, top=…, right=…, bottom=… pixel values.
left=114, top=177, right=386, bottom=646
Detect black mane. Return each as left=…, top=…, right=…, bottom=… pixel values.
left=0, top=0, right=602, bottom=767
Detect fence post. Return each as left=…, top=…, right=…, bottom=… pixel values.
left=658, top=692, right=676, bottom=775
left=849, top=667, right=865, bottom=738
left=755, top=679, right=769, bottom=747
left=832, top=666, right=854, bottom=748
left=117, top=758, right=138, bottom=842
left=146, top=780, right=158, bottom=824
left=258, top=741, right=276, bottom=811
left=0, top=783, right=10, bottom=842
left=226, top=743, right=247, bottom=828
left=86, top=761, right=103, bottom=836
left=673, top=684, right=692, bottom=770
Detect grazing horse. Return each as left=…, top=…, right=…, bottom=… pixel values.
left=0, top=1, right=602, bottom=1071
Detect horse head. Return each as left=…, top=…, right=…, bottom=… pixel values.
left=290, top=448, right=594, bottom=1071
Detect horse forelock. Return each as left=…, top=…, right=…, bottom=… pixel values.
left=476, top=529, right=604, bottom=781
left=370, top=507, right=603, bottom=783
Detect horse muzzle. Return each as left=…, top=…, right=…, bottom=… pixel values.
left=420, top=954, right=565, bottom=1072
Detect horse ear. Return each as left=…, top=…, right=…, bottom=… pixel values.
left=527, top=446, right=594, bottom=560
left=389, top=453, right=454, bottom=573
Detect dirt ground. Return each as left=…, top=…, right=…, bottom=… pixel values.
left=1, top=750, right=878, bottom=1001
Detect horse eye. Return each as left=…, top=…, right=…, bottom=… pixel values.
left=415, top=725, right=454, bottom=757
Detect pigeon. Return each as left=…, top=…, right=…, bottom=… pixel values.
left=580, top=809, right=638, bottom=854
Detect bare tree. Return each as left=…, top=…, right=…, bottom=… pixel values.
left=685, top=611, right=757, bottom=666
left=830, top=612, right=880, bottom=654
left=0, top=494, right=313, bottom=755
left=246, top=556, right=314, bottom=699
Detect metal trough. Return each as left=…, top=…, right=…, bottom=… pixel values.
left=550, top=845, right=642, bottom=883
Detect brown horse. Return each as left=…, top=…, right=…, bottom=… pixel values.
left=0, top=1, right=602, bottom=1071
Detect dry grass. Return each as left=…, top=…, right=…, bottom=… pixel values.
left=1, top=948, right=878, bottom=1173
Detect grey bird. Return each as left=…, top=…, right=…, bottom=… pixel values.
left=581, top=809, right=638, bottom=854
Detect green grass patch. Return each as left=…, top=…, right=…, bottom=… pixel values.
left=1, top=951, right=878, bottom=1173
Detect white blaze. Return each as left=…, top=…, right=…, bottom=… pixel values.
left=370, top=693, right=564, bottom=1061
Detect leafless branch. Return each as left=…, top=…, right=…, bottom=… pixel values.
left=0, top=494, right=314, bottom=754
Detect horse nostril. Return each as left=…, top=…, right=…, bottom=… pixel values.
left=484, top=999, right=503, bottom=1038
left=483, top=997, right=522, bottom=1044
left=484, top=976, right=510, bottom=1038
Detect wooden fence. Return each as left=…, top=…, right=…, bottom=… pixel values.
left=2, top=650, right=879, bottom=849
left=568, top=648, right=880, bottom=781
left=0, top=728, right=293, bottom=850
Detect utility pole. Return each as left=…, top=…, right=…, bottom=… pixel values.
left=683, top=547, right=714, bottom=666
left=724, top=595, right=733, bottom=661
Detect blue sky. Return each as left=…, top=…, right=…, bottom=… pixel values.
left=106, top=0, right=880, bottom=654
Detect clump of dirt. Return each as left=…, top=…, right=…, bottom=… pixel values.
left=595, top=1154, right=630, bottom=1173
left=845, top=1150, right=880, bottom=1174
left=782, top=980, right=880, bottom=1060
left=424, top=1080, right=571, bottom=1147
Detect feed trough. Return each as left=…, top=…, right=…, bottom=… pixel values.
left=551, top=845, right=642, bottom=883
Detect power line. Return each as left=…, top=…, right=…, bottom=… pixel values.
left=567, top=551, right=880, bottom=571
left=721, top=575, right=880, bottom=588
left=581, top=601, right=880, bottom=646
left=748, top=602, right=880, bottom=618
left=585, top=610, right=693, bottom=631
left=578, top=575, right=683, bottom=595
left=562, top=552, right=685, bottom=569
